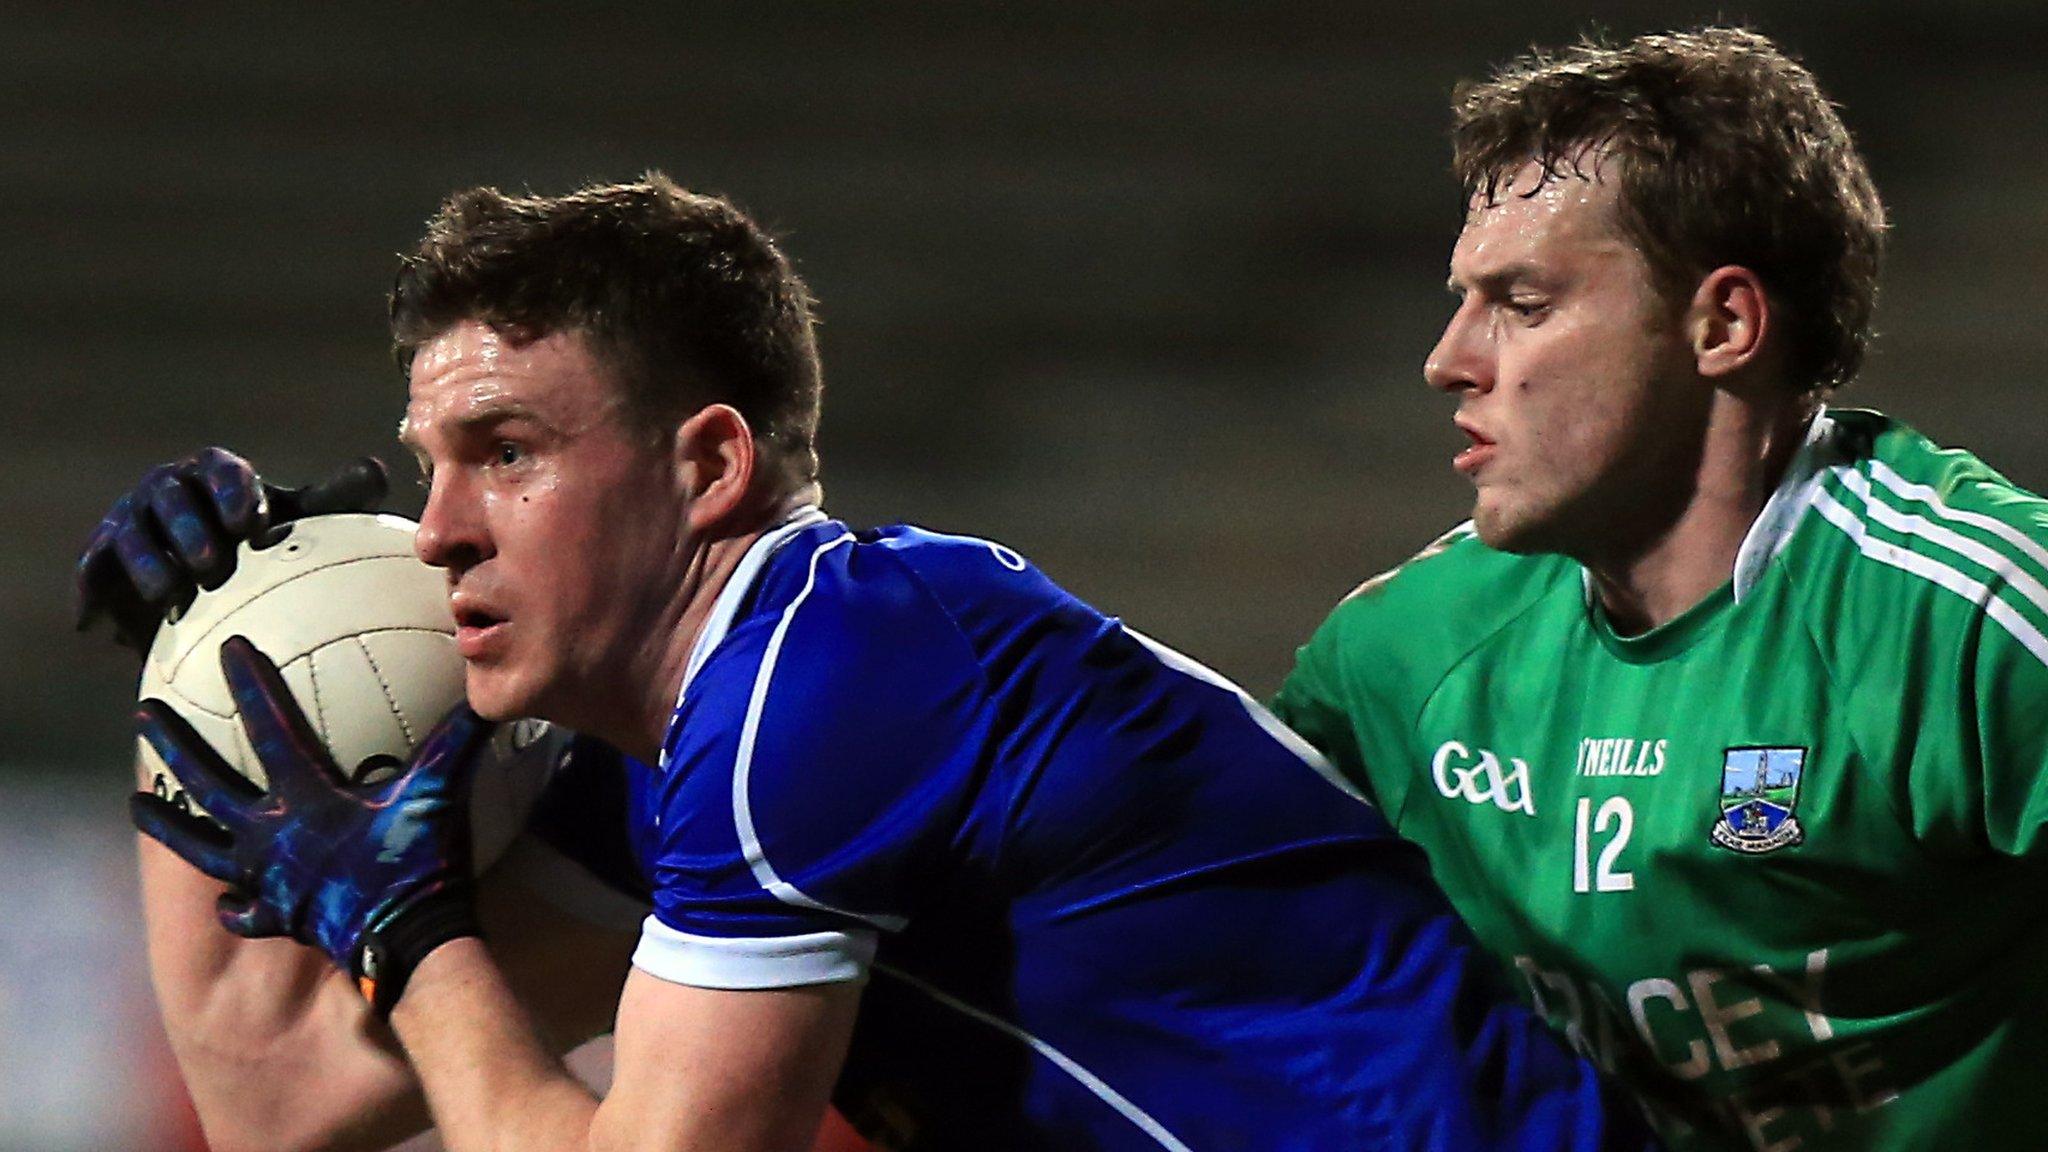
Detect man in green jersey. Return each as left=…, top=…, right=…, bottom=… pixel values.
left=1274, top=26, right=2048, bottom=1152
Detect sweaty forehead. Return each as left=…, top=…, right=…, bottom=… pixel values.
left=408, top=321, right=575, bottom=395
left=400, top=321, right=619, bottom=444
left=1450, top=164, right=1628, bottom=278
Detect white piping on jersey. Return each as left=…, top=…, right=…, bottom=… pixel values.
left=1812, top=479, right=2048, bottom=669
left=1124, top=627, right=1370, bottom=805
left=1866, top=458, right=2048, bottom=579
left=1730, top=409, right=1839, bottom=602
left=1835, top=467, right=2048, bottom=627
left=1578, top=410, right=1842, bottom=608
left=672, top=505, right=831, bottom=711
left=634, top=915, right=875, bottom=990
left=730, top=531, right=911, bottom=933
left=871, top=962, right=1195, bottom=1152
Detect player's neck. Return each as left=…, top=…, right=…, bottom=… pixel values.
left=630, top=534, right=753, bottom=761
left=1585, top=395, right=1818, bottom=636
left=611, top=491, right=820, bottom=762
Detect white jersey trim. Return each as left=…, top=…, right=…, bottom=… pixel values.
left=1814, top=480, right=2048, bottom=669
left=633, top=916, right=876, bottom=989
left=731, top=532, right=911, bottom=933
left=874, top=963, right=1195, bottom=1152
left=1837, top=467, right=2048, bottom=628
left=1126, top=627, right=1370, bottom=805
left=487, top=834, right=651, bottom=931
left=1865, top=458, right=2048, bottom=580
left=672, top=505, right=831, bottom=714
left=1730, top=409, right=1839, bottom=603
left=1574, top=410, right=1839, bottom=608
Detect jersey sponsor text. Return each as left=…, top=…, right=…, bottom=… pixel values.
left=1515, top=949, right=1900, bottom=1151
left=1576, top=737, right=1667, bottom=778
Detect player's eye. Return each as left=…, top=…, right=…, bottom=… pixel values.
left=493, top=441, right=524, bottom=467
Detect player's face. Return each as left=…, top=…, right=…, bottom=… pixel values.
left=1424, top=161, right=1703, bottom=558
left=402, top=321, right=689, bottom=725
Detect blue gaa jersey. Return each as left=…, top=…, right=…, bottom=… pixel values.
left=538, top=510, right=1654, bottom=1151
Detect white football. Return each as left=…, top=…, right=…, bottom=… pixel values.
left=136, top=512, right=559, bottom=871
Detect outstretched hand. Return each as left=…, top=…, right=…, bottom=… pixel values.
left=76, top=450, right=389, bottom=652
left=131, top=636, right=492, bottom=1008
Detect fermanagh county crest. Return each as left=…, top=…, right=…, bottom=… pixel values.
left=1711, top=746, right=1806, bottom=854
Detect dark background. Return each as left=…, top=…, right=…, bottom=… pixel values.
left=13, top=2, right=2048, bottom=780
left=5, top=4, right=2046, bottom=1146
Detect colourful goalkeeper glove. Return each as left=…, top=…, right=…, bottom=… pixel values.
left=75, top=448, right=388, bottom=652
left=130, top=635, right=493, bottom=1016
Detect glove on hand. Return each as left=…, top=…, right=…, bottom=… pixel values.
left=130, top=635, right=492, bottom=1014
left=76, top=449, right=388, bottom=652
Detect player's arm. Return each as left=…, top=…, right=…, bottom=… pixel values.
left=139, top=765, right=637, bottom=1152
left=131, top=643, right=656, bottom=1152
left=89, top=449, right=626, bottom=1150
left=134, top=637, right=889, bottom=1151
left=392, top=943, right=859, bottom=1152
left=383, top=561, right=969, bottom=1151
left=1272, top=525, right=1496, bottom=812
left=1270, top=595, right=1384, bottom=806
left=1922, top=573, right=2048, bottom=857
left=138, top=804, right=419, bottom=1152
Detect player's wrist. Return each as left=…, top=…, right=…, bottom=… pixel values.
left=355, top=883, right=482, bottom=1019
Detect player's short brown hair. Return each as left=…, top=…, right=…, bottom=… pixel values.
left=1452, top=27, right=1887, bottom=391
left=389, top=173, right=823, bottom=488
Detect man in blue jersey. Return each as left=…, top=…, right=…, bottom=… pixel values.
left=81, top=176, right=1654, bottom=1150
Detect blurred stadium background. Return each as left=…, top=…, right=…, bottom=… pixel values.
left=6, top=3, right=2044, bottom=1147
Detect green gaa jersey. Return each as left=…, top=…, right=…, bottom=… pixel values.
left=1273, top=410, right=2048, bottom=1151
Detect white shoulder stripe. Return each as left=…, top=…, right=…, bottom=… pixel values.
left=1866, top=459, right=2048, bottom=577
left=1125, top=627, right=1369, bottom=804
left=873, top=963, right=1194, bottom=1151
left=732, top=531, right=910, bottom=933
left=1836, top=467, right=2048, bottom=631
left=667, top=505, right=830, bottom=751
left=1814, top=484, right=2048, bottom=669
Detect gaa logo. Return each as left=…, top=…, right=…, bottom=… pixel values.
left=1431, top=740, right=1537, bottom=816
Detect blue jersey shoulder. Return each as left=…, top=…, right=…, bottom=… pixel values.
left=542, top=516, right=1655, bottom=1151
left=635, top=521, right=1011, bottom=961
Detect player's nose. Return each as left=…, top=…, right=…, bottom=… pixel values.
left=414, top=472, right=491, bottom=574
left=1423, top=304, right=1493, bottom=395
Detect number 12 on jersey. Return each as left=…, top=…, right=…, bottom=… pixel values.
left=1573, top=797, right=1636, bottom=893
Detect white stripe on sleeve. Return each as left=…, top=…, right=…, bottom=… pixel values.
left=1815, top=482, right=2048, bottom=669
left=632, top=915, right=877, bottom=990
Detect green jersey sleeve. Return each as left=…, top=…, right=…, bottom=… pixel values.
left=1272, top=603, right=1384, bottom=807
left=1966, top=595, right=2048, bottom=856
left=1272, top=524, right=1574, bottom=820
left=1803, top=414, right=2048, bottom=860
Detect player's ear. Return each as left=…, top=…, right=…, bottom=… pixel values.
left=673, top=403, right=756, bottom=531
left=1688, top=264, right=1771, bottom=381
